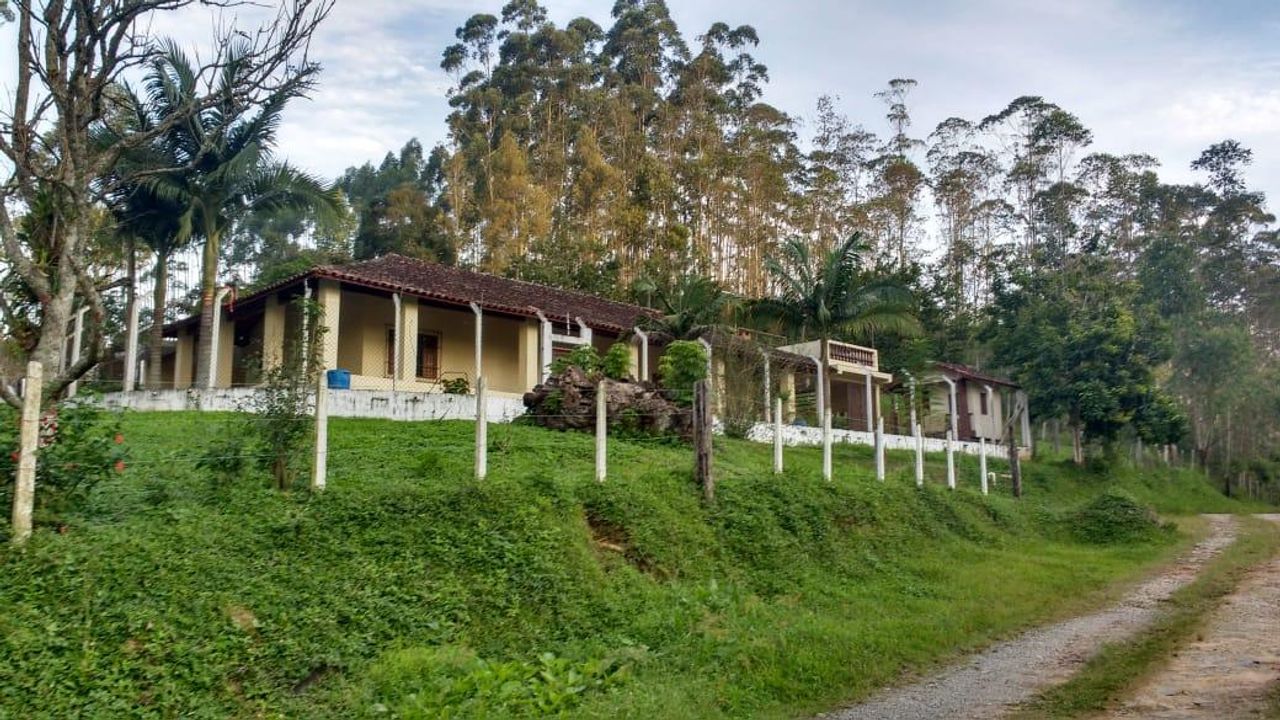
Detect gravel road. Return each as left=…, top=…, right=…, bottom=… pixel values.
left=1103, top=513, right=1280, bottom=719
left=818, top=514, right=1239, bottom=720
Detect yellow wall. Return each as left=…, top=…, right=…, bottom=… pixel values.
left=174, top=329, right=193, bottom=389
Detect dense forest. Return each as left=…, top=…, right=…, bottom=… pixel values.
left=3, top=0, right=1278, bottom=494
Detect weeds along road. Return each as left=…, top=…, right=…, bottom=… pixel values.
left=1101, top=514, right=1280, bottom=719
left=819, top=515, right=1240, bottom=720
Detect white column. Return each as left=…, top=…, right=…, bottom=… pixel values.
left=822, top=408, right=832, bottom=482
left=811, top=356, right=825, bottom=425
left=979, top=437, right=989, bottom=495
left=946, top=430, right=956, bottom=490
left=534, top=310, right=552, bottom=382
left=942, top=376, right=959, bottom=441
left=633, top=327, right=649, bottom=381
left=863, top=367, right=874, bottom=433
left=312, top=367, right=328, bottom=491
left=596, top=380, right=607, bottom=483
left=475, top=375, right=488, bottom=480
left=904, top=371, right=917, bottom=432
left=391, top=293, right=401, bottom=393
left=207, top=286, right=231, bottom=389
left=575, top=316, right=592, bottom=347
left=914, top=421, right=924, bottom=488
left=470, top=302, right=483, bottom=386
left=11, top=361, right=42, bottom=545
left=773, top=396, right=783, bottom=474
left=761, top=348, right=772, bottom=421
left=875, top=416, right=885, bottom=482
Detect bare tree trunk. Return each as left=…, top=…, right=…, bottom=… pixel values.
left=195, top=229, right=220, bottom=388
left=146, top=255, right=170, bottom=388
left=1007, top=426, right=1022, bottom=498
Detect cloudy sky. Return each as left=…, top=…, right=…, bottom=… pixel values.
left=7, top=0, right=1280, bottom=199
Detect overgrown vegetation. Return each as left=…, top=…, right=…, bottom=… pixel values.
left=0, top=412, right=1257, bottom=718
left=0, top=398, right=126, bottom=532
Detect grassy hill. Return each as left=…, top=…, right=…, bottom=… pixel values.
left=0, top=412, right=1260, bottom=719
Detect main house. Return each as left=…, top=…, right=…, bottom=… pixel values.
left=152, top=254, right=894, bottom=425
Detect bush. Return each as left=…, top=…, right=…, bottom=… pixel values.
left=0, top=397, right=126, bottom=524
left=601, top=342, right=633, bottom=380
left=550, top=345, right=601, bottom=376
left=658, top=340, right=707, bottom=403
left=1067, top=491, right=1172, bottom=544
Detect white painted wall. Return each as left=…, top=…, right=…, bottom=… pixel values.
left=99, top=388, right=526, bottom=422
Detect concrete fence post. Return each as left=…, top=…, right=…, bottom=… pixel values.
left=312, top=368, right=328, bottom=491
left=914, top=421, right=924, bottom=488
left=475, top=375, right=488, bottom=480
left=979, top=437, right=989, bottom=496
left=773, top=396, right=783, bottom=475
left=11, top=361, right=42, bottom=545
left=822, top=408, right=832, bottom=482
left=875, top=416, right=885, bottom=482
left=946, top=430, right=956, bottom=490
left=596, top=380, right=607, bottom=483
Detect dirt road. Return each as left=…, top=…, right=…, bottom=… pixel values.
left=1101, top=514, right=1280, bottom=719
left=820, top=515, right=1239, bottom=720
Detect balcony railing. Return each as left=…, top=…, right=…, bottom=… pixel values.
left=828, top=341, right=878, bottom=370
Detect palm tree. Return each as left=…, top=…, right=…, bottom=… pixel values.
left=138, top=44, right=339, bottom=388
left=751, top=233, right=919, bottom=404
left=634, top=273, right=739, bottom=341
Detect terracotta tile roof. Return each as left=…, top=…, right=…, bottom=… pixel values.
left=163, top=254, right=658, bottom=335
left=320, top=254, right=659, bottom=333
left=934, top=361, right=1019, bottom=388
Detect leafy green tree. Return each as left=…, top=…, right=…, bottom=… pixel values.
left=634, top=274, right=738, bottom=341
left=751, top=234, right=918, bottom=400
left=989, top=254, right=1178, bottom=462
left=135, top=46, right=340, bottom=387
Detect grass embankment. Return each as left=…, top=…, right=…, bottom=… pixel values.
left=1013, top=514, right=1280, bottom=719
left=0, top=412, right=1259, bottom=718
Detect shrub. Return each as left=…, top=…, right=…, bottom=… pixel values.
left=1067, top=491, right=1173, bottom=544
left=658, top=340, right=707, bottom=403
left=601, top=342, right=633, bottom=380
left=550, top=345, right=601, bottom=376
left=0, top=397, right=126, bottom=524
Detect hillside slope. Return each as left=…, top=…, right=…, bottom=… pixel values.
left=0, top=413, right=1257, bottom=719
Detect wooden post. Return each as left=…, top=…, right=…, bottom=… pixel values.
left=914, top=421, right=924, bottom=488
left=596, top=380, right=607, bottom=483
left=312, top=368, right=328, bottom=491
left=1007, top=427, right=1022, bottom=498
left=475, top=375, right=488, bottom=480
left=874, top=416, right=885, bottom=482
left=773, top=396, right=783, bottom=475
left=979, top=437, right=989, bottom=495
left=11, top=361, right=42, bottom=545
left=822, top=408, right=832, bottom=482
left=946, top=430, right=956, bottom=490
left=693, top=380, right=713, bottom=502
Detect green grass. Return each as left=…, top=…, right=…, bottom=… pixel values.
left=1012, top=515, right=1280, bottom=718
left=0, top=412, right=1262, bottom=719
